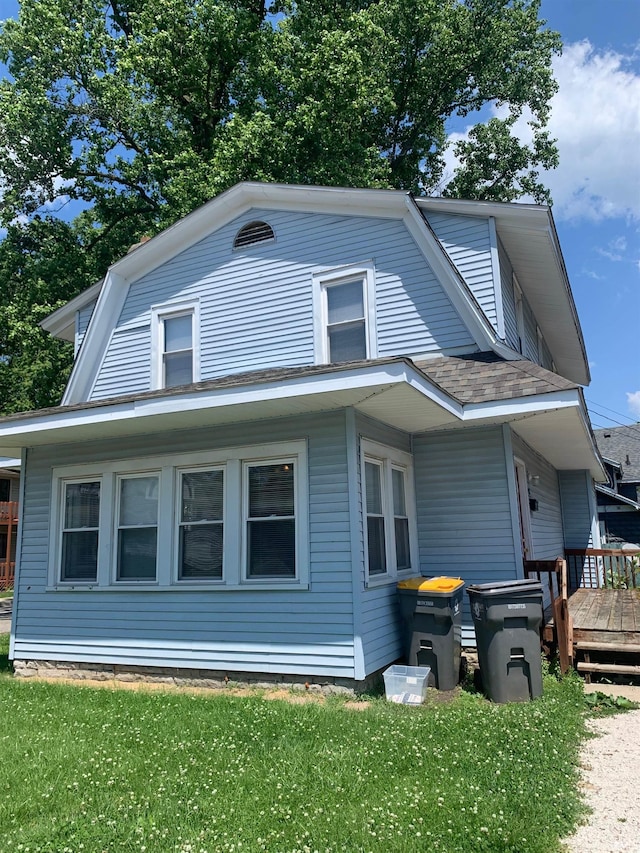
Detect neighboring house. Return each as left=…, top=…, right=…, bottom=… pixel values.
left=0, top=182, right=606, bottom=687
left=0, top=459, right=20, bottom=590
left=593, top=425, right=640, bottom=545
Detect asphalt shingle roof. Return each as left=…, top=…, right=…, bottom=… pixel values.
left=594, top=425, right=640, bottom=482
left=0, top=353, right=580, bottom=425
left=414, top=352, right=578, bottom=404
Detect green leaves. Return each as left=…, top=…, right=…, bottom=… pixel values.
left=0, top=0, right=562, bottom=412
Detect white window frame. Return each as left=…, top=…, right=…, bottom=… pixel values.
left=48, top=440, right=309, bottom=591
left=55, top=476, right=104, bottom=584
left=114, top=471, right=161, bottom=584
left=242, top=456, right=301, bottom=584
left=312, top=262, right=377, bottom=364
left=150, top=299, right=200, bottom=390
left=360, top=439, right=418, bottom=587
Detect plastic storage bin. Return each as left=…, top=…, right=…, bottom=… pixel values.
left=383, top=664, right=431, bottom=704
left=397, top=576, right=464, bottom=690
left=467, top=579, right=543, bottom=703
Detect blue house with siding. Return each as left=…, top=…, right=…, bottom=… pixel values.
left=0, top=182, right=606, bottom=687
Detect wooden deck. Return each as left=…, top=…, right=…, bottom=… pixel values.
left=544, top=588, right=640, bottom=680
left=567, top=588, right=640, bottom=643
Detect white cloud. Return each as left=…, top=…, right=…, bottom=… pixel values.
left=443, top=40, right=640, bottom=223
left=545, top=42, right=640, bottom=221
left=627, top=391, right=640, bottom=418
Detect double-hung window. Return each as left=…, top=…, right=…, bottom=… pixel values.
left=362, top=439, right=416, bottom=584
left=151, top=301, right=200, bottom=390
left=60, top=480, right=101, bottom=582
left=50, top=441, right=308, bottom=590
left=245, top=460, right=296, bottom=579
left=313, top=263, right=377, bottom=364
left=178, top=468, right=224, bottom=580
left=116, top=474, right=159, bottom=581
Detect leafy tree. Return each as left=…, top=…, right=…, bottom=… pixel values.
left=0, top=0, right=561, bottom=413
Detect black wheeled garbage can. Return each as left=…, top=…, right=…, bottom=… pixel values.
left=397, top=576, right=464, bottom=690
left=467, top=579, right=543, bottom=703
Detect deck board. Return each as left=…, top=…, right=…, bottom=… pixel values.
left=567, top=589, right=640, bottom=646
left=545, top=589, right=640, bottom=649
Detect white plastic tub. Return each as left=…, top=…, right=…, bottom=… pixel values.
left=383, top=664, right=431, bottom=704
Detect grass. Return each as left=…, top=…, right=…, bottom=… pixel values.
left=0, top=647, right=589, bottom=853
left=0, top=589, right=13, bottom=599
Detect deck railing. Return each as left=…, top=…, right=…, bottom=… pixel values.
left=0, top=561, right=15, bottom=591
left=0, top=501, right=18, bottom=591
left=0, top=501, right=18, bottom=523
left=565, top=548, right=640, bottom=590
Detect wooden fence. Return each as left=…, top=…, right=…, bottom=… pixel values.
left=565, top=548, right=640, bottom=590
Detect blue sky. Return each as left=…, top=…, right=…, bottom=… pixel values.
left=0, top=0, right=638, bottom=428
left=537, top=0, right=640, bottom=430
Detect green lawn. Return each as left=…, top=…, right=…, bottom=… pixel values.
left=0, top=635, right=588, bottom=853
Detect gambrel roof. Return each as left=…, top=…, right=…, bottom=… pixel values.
left=42, top=182, right=590, bottom=406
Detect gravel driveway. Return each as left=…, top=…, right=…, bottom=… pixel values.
left=563, top=698, right=640, bottom=853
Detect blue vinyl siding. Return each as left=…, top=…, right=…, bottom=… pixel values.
left=499, top=241, right=519, bottom=350
left=559, top=470, right=597, bottom=549
left=413, top=426, right=518, bottom=645
left=523, top=301, right=539, bottom=363
left=511, top=433, right=564, bottom=560
left=424, top=211, right=497, bottom=330
left=13, top=411, right=358, bottom=679
left=75, top=300, right=96, bottom=354
left=89, top=209, right=474, bottom=400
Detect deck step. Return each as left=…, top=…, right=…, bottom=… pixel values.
left=577, top=662, right=640, bottom=676
left=575, top=641, right=640, bottom=654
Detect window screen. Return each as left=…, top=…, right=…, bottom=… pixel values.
left=247, top=463, right=295, bottom=578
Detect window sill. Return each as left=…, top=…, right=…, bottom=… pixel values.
left=47, top=581, right=309, bottom=592
left=365, top=568, right=418, bottom=590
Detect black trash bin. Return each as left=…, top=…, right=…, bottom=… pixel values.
left=397, top=576, right=464, bottom=690
left=467, top=579, right=543, bottom=703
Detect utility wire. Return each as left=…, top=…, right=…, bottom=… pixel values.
left=585, top=397, right=640, bottom=425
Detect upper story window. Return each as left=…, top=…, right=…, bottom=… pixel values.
left=233, top=220, right=275, bottom=249
left=151, top=300, right=200, bottom=390
left=313, top=263, right=377, bottom=365
left=0, top=478, right=10, bottom=502
left=163, top=313, right=193, bottom=387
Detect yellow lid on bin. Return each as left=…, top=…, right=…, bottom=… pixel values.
left=397, top=576, right=464, bottom=592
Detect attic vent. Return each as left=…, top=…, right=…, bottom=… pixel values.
left=233, top=220, right=275, bottom=249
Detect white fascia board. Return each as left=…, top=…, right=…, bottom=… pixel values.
left=62, top=271, right=129, bottom=404
left=40, top=280, right=104, bottom=342
left=462, top=388, right=583, bottom=421
left=0, top=361, right=462, bottom=449
left=402, top=197, right=517, bottom=361
left=415, top=196, right=548, bottom=224
left=108, top=183, right=410, bottom=286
